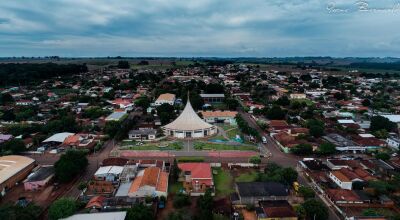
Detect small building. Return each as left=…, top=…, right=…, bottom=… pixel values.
left=63, top=134, right=98, bottom=150
left=257, top=200, right=298, bottom=220
left=200, top=111, right=238, bottom=125
left=178, top=163, right=214, bottom=196
left=43, top=132, right=75, bottom=144
left=24, top=166, right=54, bottom=191
left=386, top=137, right=400, bottom=150
left=94, top=166, right=124, bottom=182
left=0, top=155, right=36, bottom=195
left=289, top=93, right=306, bottom=99
left=128, top=129, right=157, bottom=141
left=155, top=93, right=176, bottom=106
left=105, top=111, right=127, bottom=122
left=233, top=182, right=289, bottom=205
left=0, top=134, right=13, bottom=144
left=200, top=94, right=225, bottom=103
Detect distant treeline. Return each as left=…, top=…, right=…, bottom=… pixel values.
left=0, top=63, right=88, bottom=86
left=349, top=62, right=400, bottom=71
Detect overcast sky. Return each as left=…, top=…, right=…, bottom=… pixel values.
left=0, top=0, right=400, bottom=57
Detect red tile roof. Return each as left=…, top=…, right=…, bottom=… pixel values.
left=326, top=189, right=361, bottom=203
left=178, top=163, right=212, bottom=180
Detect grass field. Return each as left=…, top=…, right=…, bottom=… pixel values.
left=213, top=168, right=234, bottom=197
left=226, top=128, right=240, bottom=139
left=122, top=140, right=183, bottom=151
left=235, top=171, right=259, bottom=182
left=168, top=181, right=183, bottom=194
left=193, top=142, right=257, bottom=151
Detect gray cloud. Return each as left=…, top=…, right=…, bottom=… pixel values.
left=0, top=0, right=399, bottom=57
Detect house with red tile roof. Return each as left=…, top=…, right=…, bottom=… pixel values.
left=326, top=189, right=363, bottom=205
left=128, top=166, right=168, bottom=198
left=178, top=163, right=214, bottom=196
left=268, top=120, right=291, bottom=132
left=329, top=167, right=375, bottom=190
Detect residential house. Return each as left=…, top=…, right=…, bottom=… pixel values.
left=256, top=200, right=298, bottom=220
left=128, top=129, right=157, bottom=141
left=24, top=166, right=54, bottom=191
left=178, top=163, right=214, bottom=196
left=155, top=93, right=176, bottom=106
left=128, top=166, right=168, bottom=198
left=386, top=136, right=400, bottom=150
left=329, top=168, right=374, bottom=190
left=233, top=182, right=289, bottom=205
left=201, top=111, right=238, bottom=125
left=200, top=94, right=225, bottom=103
left=326, top=189, right=363, bottom=205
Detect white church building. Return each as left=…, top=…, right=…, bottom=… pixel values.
left=162, top=99, right=216, bottom=138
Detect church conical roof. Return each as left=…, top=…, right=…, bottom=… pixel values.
left=163, top=99, right=214, bottom=131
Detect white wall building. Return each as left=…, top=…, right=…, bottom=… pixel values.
left=155, top=93, right=176, bottom=106
left=163, top=99, right=216, bottom=139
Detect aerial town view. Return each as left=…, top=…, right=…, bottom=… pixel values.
left=1, top=1, right=400, bottom=220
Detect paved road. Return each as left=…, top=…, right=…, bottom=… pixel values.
left=62, top=139, right=116, bottom=198
left=237, top=109, right=341, bottom=220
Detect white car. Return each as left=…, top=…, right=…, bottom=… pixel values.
left=262, top=136, right=267, bottom=143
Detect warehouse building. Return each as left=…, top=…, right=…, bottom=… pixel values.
left=0, top=155, right=36, bottom=195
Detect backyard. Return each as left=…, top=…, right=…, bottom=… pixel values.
left=213, top=168, right=234, bottom=197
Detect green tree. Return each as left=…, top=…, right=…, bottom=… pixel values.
left=249, top=156, right=261, bottom=164
left=55, top=150, right=88, bottom=183
left=291, top=144, right=313, bottom=155
left=266, top=105, right=286, bottom=120
left=135, top=96, right=151, bottom=110
left=0, top=139, right=26, bottom=155
left=275, top=96, right=290, bottom=106
left=104, top=121, right=121, bottom=138
left=48, top=198, right=77, bottom=220
left=117, top=60, right=130, bottom=69
left=318, top=142, right=336, bottom=155
left=196, top=189, right=213, bottom=220
left=298, top=186, right=315, bottom=199
left=173, top=192, right=191, bottom=208
left=280, top=167, right=298, bottom=185
left=362, top=208, right=379, bottom=217
left=125, top=203, right=153, bottom=220
left=375, top=152, right=390, bottom=161
left=301, top=199, right=329, bottom=220
left=171, top=158, right=181, bottom=183
left=306, top=119, right=325, bottom=138
left=0, top=93, right=14, bottom=105
left=370, top=116, right=396, bottom=132
left=157, top=103, right=176, bottom=125
left=0, top=203, right=42, bottom=220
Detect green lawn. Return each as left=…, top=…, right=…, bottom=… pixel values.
left=226, top=129, right=240, bottom=139
left=219, top=124, right=237, bottom=131
left=193, top=142, right=257, bottom=151
left=177, top=156, right=205, bottom=162
left=122, top=141, right=183, bottom=151
left=235, top=171, right=259, bottom=182
left=169, top=181, right=183, bottom=194
left=213, top=168, right=234, bottom=197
